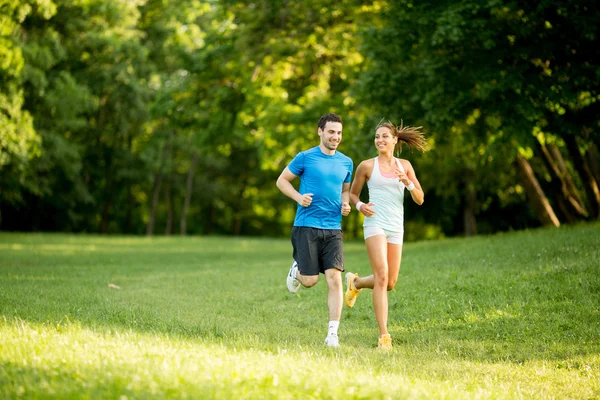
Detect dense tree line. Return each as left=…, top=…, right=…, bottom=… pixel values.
left=1, top=0, right=598, bottom=239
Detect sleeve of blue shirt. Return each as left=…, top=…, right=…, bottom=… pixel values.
left=344, top=165, right=352, bottom=184
left=287, top=151, right=305, bottom=176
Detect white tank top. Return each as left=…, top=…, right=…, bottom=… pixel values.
left=363, top=157, right=406, bottom=232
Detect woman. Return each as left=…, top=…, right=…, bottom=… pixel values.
left=345, top=120, right=427, bottom=349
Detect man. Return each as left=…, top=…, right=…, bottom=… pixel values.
left=276, top=113, right=353, bottom=347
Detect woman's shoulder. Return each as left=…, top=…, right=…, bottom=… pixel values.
left=358, top=158, right=375, bottom=169
left=397, top=158, right=417, bottom=175
left=396, top=158, right=412, bottom=168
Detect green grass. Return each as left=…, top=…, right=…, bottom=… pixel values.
left=1, top=223, right=599, bottom=399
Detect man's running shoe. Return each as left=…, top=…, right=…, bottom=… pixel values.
left=286, top=260, right=300, bottom=294
left=344, top=272, right=361, bottom=308
left=324, top=333, right=340, bottom=348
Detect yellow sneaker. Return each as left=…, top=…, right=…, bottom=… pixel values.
left=344, top=272, right=361, bottom=308
left=378, top=334, right=392, bottom=350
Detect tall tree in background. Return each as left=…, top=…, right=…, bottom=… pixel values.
left=2, top=0, right=597, bottom=237
left=221, top=0, right=383, bottom=237
left=0, top=1, right=54, bottom=225
left=359, top=0, right=600, bottom=234
left=1, top=0, right=151, bottom=232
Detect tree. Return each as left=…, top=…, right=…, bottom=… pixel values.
left=0, top=1, right=55, bottom=224
left=359, top=0, right=600, bottom=234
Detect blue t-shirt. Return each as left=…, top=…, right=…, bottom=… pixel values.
left=288, top=146, right=353, bottom=229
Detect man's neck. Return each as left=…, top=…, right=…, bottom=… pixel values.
left=319, top=144, right=336, bottom=156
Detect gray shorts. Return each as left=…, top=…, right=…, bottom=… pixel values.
left=291, top=227, right=344, bottom=276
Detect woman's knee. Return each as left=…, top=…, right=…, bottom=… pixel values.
left=387, top=279, right=397, bottom=291
left=374, top=273, right=388, bottom=288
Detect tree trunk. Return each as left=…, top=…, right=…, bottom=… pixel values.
left=586, top=142, right=600, bottom=187
left=125, top=184, right=133, bottom=233
left=125, top=136, right=133, bottom=233
left=515, top=155, right=560, bottom=227
left=233, top=175, right=248, bottom=236
left=100, top=151, right=113, bottom=234
left=180, top=151, right=199, bottom=236
left=352, top=207, right=362, bottom=240
left=562, top=133, right=600, bottom=219
left=146, top=141, right=170, bottom=236
left=146, top=172, right=162, bottom=236
left=536, top=141, right=588, bottom=221
left=205, top=202, right=215, bottom=235
left=555, top=196, right=574, bottom=224
left=343, top=208, right=361, bottom=240
left=164, top=181, right=173, bottom=235
left=462, top=172, right=477, bottom=236
left=100, top=195, right=112, bottom=233
left=547, top=144, right=587, bottom=210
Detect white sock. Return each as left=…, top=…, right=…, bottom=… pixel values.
left=328, top=320, right=339, bottom=336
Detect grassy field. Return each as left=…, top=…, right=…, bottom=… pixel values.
left=0, top=223, right=599, bottom=399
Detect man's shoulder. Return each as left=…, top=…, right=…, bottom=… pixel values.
left=294, top=147, right=317, bottom=159
left=303, top=146, right=320, bottom=155
left=335, top=151, right=353, bottom=165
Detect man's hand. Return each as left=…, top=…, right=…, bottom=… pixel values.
left=341, top=202, right=351, bottom=216
left=298, top=193, right=313, bottom=207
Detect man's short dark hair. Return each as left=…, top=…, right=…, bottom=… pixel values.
left=318, top=113, right=343, bottom=131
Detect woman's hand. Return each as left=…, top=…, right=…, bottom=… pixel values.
left=395, top=168, right=412, bottom=187
left=359, top=202, right=376, bottom=217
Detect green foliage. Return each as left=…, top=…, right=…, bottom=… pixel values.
left=0, top=1, right=55, bottom=204
left=0, top=223, right=599, bottom=398
left=1, top=0, right=598, bottom=236
left=358, top=0, right=600, bottom=233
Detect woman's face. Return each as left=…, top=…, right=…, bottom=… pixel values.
left=375, top=127, right=397, bottom=153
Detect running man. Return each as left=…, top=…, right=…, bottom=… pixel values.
left=276, top=113, right=353, bottom=347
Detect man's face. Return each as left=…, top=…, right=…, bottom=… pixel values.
left=318, top=121, right=343, bottom=151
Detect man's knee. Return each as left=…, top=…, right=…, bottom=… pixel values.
left=324, top=269, right=342, bottom=287
left=302, top=275, right=319, bottom=287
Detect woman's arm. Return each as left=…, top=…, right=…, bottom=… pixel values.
left=401, top=159, right=424, bottom=205
left=350, top=160, right=376, bottom=216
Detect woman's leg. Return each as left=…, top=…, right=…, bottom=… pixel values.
left=355, top=243, right=402, bottom=291
left=362, top=234, right=390, bottom=336
left=386, top=243, right=402, bottom=290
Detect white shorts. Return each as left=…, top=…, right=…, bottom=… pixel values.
left=363, top=226, right=404, bottom=245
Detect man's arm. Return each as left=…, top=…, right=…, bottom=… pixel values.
left=341, top=182, right=351, bottom=216
left=276, top=167, right=313, bottom=207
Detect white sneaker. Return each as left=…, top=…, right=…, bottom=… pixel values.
left=286, top=260, right=300, bottom=294
left=324, top=333, right=340, bottom=347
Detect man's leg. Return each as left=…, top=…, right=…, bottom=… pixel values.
left=325, top=268, right=343, bottom=321
left=324, top=267, right=343, bottom=347
left=288, top=227, right=319, bottom=292
left=297, top=270, right=319, bottom=288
